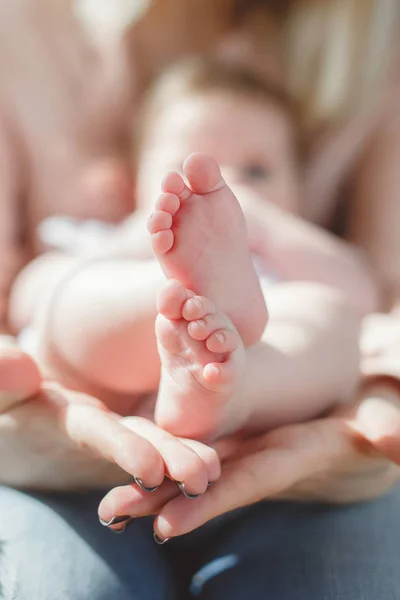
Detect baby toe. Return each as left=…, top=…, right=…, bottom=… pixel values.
left=147, top=210, right=172, bottom=234
left=187, top=312, right=230, bottom=342
left=151, top=229, right=174, bottom=255
left=206, top=328, right=239, bottom=354
left=182, top=296, right=217, bottom=321
left=203, top=361, right=236, bottom=388
left=155, top=192, right=180, bottom=215
left=157, top=280, right=188, bottom=320
left=161, top=171, right=191, bottom=200
left=183, top=153, right=224, bottom=195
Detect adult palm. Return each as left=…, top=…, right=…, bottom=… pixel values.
left=0, top=348, right=162, bottom=491
left=148, top=386, right=400, bottom=540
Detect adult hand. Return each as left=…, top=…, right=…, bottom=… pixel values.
left=151, top=387, right=400, bottom=540
left=0, top=347, right=219, bottom=493
left=99, top=384, right=400, bottom=541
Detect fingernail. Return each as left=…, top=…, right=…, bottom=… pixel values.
left=111, top=519, right=135, bottom=534
left=153, top=532, right=171, bottom=545
left=99, top=515, right=134, bottom=531
left=134, top=476, right=159, bottom=493
left=177, top=481, right=200, bottom=499
left=193, top=297, right=203, bottom=308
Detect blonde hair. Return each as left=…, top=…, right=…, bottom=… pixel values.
left=284, top=0, right=400, bottom=125
left=129, top=0, right=399, bottom=128
left=134, top=57, right=303, bottom=158
left=141, top=57, right=298, bottom=119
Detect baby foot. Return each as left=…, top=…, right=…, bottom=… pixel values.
left=154, top=280, right=248, bottom=440
left=147, top=153, right=267, bottom=346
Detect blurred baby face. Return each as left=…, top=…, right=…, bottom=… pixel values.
left=136, top=92, right=301, bottom=214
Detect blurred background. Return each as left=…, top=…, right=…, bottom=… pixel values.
left=1, top=0, right=399, bottom=333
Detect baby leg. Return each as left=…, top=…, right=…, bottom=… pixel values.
left=242, top=282, right=361, bottom=431
left=37, top=258, right=164, bottom=400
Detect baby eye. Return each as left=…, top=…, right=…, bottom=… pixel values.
left=241, top=164, right=271, bottom=181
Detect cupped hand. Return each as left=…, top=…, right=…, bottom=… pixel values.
left=0, top=348, right=220, bottom=494
left=100, top=384, right=400, bottom=542
left=153, top=387, right=400, bottom=541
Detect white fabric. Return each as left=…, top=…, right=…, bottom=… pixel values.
left=74, top=0, right=150, bottom=42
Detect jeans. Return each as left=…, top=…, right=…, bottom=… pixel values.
left=1, top=484, right=400, bottom=599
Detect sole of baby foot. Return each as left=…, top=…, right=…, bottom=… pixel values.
left=154, top=279, right=248, bottom=440
left=147, top=153, right=267, bottom=346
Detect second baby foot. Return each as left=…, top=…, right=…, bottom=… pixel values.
left=147, top=153, right=267, bottom=346
left=154, top=280, right=248, bottom=440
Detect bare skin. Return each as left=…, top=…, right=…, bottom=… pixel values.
left=99, top=379, right=400, bottom=541
left=149, top=154, right=360, bottom=441
left=0, top=347, right=222, bottom=533
left=148, top=153, right=268, bottom=346
left=155, top=279, right=246, bottom=439
left=14, top=87, right=377, bottom=405
left=148, top=153, right=266, bottom=439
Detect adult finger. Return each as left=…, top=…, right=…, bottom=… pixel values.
left=352, top=387, right=400, bottom=465
left=0, top=346, right=42, bottom=411
left=122, top=417, right=221, bottom=492
left=97, top=429, right=222, bottom=532
left=178, top=438, right=221, bottom=484
left=97, top=478, right=179, bottom=530
left=47, top=385, right=166, bottom=489
left=122, top=417, right=208, bottom=495
left=153, top=417, right=352, bottom=540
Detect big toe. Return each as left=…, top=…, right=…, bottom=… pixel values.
left=157, top=280, right=191, bottom=320
left=183, top=153, right=225, bottom=195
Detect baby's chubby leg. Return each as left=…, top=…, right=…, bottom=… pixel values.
left=241, top=282, right=361, bottom=432
left=149, top=155, right=360, bottom=438
left=153, top=280, right=361, bottom=440
left=37, top=258, right=164, bottom=398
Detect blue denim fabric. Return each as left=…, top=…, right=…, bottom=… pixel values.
left=1, top=485, right=400, bottom=599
